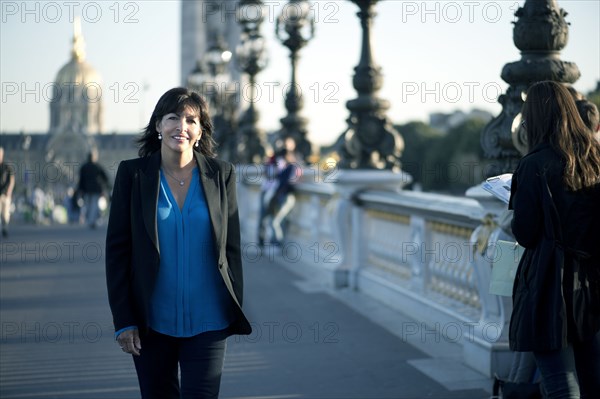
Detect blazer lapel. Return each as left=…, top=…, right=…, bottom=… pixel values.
left=140, top=152, right=161, bottom=254
left=195, top=153, right=223, bottom=253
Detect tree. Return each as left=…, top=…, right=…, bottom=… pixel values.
left=395, top=121, right=443, bottom=189
left=398, top=118, right=491, bottom=193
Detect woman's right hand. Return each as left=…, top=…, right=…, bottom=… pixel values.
left=116, top=328, right=142, bottom=356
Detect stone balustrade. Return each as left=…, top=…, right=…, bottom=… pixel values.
left=236, top=165, right=514, bottom=378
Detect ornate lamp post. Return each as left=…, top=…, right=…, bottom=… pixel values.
left=481, top=0, right=580, bottom=174
left=276, top=0, right=314, bottom=161
left=236, top=0, right=268, bottom=164
left=187, top=38, right=239, bottom=161
left=336, top=0, right=403, bottom=171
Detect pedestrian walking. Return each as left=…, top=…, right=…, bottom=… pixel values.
left=0, top=147, right=15, bottom=237
left=509, top=81, right=600, bottom=398
left=269, top=144, right=301, bottom=246
left=64, top=186, right=82, bottom=224
left=257, top=149, right=281, bottom=246
left=32, top=186, right=47, bottom=225
left=77, top=149, right=109, bottom=228
left=105, top=87, right=251, bottom=399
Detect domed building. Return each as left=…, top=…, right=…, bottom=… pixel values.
left=45, top=19, right=103, bottom=169
left=0, top=20, right=138, bottom=205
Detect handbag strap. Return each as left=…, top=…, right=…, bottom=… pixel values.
left=541, top=174, right=563, bottom=242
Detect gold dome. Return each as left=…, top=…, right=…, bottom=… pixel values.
left=54, top=58, right=101, bottom=89
left=49, top=17, right=103, bottom=135
left=53, top=17, right=101, bottom=92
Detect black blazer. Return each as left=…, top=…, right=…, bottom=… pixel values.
left=105, top=151, right=251, bottom=336
left=509, top=143, right=600, bottom=350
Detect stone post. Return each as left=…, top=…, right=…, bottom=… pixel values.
left=481, top=0, right=580, bottom=174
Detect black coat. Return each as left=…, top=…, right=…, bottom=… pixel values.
left=78, top=161, right=109, bottom=194
left=509, top=143, right=600, bottom=351
left=105, top=151, right=251, bottom=336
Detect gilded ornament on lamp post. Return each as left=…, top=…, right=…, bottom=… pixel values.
left=336, top=0, right=403, bottom=171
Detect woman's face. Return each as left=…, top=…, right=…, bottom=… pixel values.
left=156, top=106, right=202, bottom=156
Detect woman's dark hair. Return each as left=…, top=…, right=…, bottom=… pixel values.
left=137, top=87, right=216, bottom=158
left=522, top=81, right=600, bottom=190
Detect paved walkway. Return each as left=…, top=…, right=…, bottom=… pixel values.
left=1, top=225, right=492, bottom=398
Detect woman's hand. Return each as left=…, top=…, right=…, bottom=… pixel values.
left=116, top=328, right=141, bottom=356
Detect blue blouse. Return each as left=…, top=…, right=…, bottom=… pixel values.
left=149, top=168, right=234, bottom=337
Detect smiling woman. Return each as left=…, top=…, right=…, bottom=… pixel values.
left=136, top=88, right=215, bottom=159
left=105, top=87, right=252, bottom=398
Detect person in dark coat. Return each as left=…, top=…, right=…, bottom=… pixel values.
left=509, top=81, right=600, bottom=398
left=78, top=149, right=109, bottom=228
left=105, top=88, right=251, bottom=398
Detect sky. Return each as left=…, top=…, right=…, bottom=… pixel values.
left=1, top=0, right=599, bottom=146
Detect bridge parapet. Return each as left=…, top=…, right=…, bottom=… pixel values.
left=237, top=166, right=514, bottom=378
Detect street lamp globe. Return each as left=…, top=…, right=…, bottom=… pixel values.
left=237, top=0, right=265, bottom=32
left=205, top=40, right=232, bottom=77
left=236, top=32, right=268, bottom=76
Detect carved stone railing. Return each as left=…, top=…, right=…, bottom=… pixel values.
left=349, top=189, right=513, bottom=377
left=236, top=166, right=513, bottom=377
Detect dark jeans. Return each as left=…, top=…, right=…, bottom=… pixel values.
left=509, top=351, right=538, bottom=383
left=534, top=332, right=600, bottom=399
left=133, top=329, right=229, bottom=399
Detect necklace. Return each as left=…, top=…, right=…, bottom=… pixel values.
left=162, top=167, right=194, bottom=187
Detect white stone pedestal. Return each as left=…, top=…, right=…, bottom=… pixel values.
left=328, top=169, right=412, bottom=288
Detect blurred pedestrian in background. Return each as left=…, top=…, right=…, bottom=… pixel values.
left=269, top=137, right=301, bottom=246
left=64, top=186, right=82, bottom=224
left=77, top=149, right=109, bottom=229
left=257, top=147, right=281, bottom=246
left=0, top=147, right=15, bottom=237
